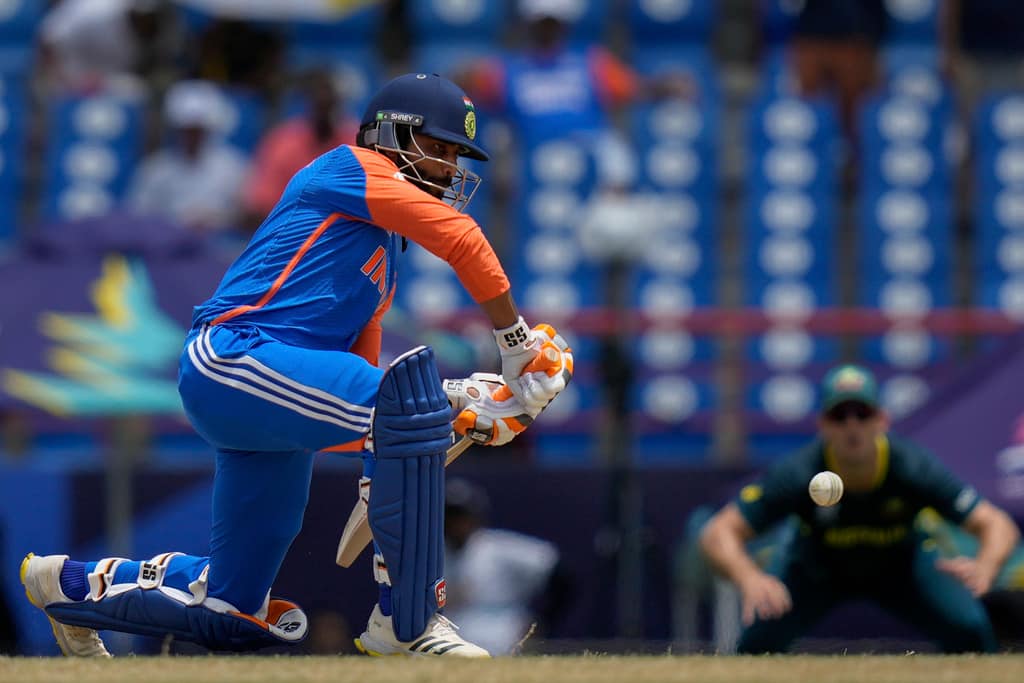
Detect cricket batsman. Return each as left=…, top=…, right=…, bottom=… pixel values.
left=20, top=72, right=573, bottom=658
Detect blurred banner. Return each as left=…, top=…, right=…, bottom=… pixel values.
left=0, top=212, right=476, bottom=423
left=0, top=213, right=230, bottom=419
left=172, top=0, right=380, bottom=20
left=902, top=334, right=1024, bottom=517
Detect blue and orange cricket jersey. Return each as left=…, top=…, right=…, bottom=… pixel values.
left=191, top=145, right=510, bottom=365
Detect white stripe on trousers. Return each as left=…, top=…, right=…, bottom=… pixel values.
left=187, top=333, right=370, bottom=433
left=199, top=328, right=372, bottom=417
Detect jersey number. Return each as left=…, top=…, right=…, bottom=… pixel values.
left=361, top=246, right=387, bottom=295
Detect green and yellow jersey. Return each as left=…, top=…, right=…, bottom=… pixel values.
left=736, top=435, right=981, bottom=579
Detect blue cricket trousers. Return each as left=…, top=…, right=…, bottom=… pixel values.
left=172, top=323, right=384, bottom=613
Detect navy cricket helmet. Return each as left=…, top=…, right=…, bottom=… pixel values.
left=359, top=73, right=488, bottom=161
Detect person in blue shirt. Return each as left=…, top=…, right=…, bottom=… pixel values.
left=20, top=72, right=572, bottom=658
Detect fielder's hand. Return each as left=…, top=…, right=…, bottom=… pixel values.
left=493, top=317, right=574, bottom=412
left=444, top=373, right=532, bottom=446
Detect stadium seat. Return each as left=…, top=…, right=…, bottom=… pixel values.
left=218, top=86, right=268, bottom=154
left=0, top=0, right=43, bottom=44
left=547, top=0, right=611, bottom=45
left=392, top=241, right=476, bottom=321
left=858, top=92, right=952, bottom=196
left=758, top=0, right=799, bottom=47
left=882, top=0, right=940, bottom=47
left=743, top=92, right=842, bottom=460
left=0, top=74, right=27, bottom=240
left=632, top=45, right=719, bottom=106
left=632, top=368, right=717, bottom=464
left=531, top=370, right=601, bottom=466
left=41, top=93, right=145, bottom=221
left=288, top=5, right=383, bottom=46
left=626, top=0, right=717, bottom=45
left=408, top=0, right=505, bottom=42
left=972, top=93, right=1024, bottom=327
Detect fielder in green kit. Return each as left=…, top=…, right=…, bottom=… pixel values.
left=700, top=364, right=1021, bottom=653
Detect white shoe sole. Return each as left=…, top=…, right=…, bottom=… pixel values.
left=355, top=630, right=489, bottom=658
left=354, top=632, right=405, bottom=657
left=20, top=553, right=111, bottom=658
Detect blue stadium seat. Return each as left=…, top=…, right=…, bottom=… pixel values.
left=749, top=93, right=841, bottom=152
left=975, top=92, right=1024, bottom=157
left=860, top=93, right=946, bottom=154
left=0, top=74, right=27, bottom=239
left=289, top=5, right=384, bottom=46
left=41, top=93, right=145, bottom=221
left=973, top=94, right=1024, bottom=325
left=550, top=0, right=611, bottom=45
left=531, top=370, right=601, bottom=466
left=975, top=189, right=1024, bottom=280
left=883, top=0, right=940, bottom=46
left=392, top=242, right=476, bottom=321
left=757, top=45, right=799, bottom=97
left=627, top=0, right=716, bottom=44
left=977, top=274, right=1024, bottom=323
left=219, top=87, right=268, bottom=154
left=0, top=0, right=43, bottom=43
left=632, top=45, right=719, bottom=105
left=408, top=0, right=505, bottom=42
left=743, top=366, right=824, bottom=463
left=758, top=0, right=800, bottom=47
left=857, top=186, right=953, bottom=384
left=882, top=50, right=952, bottom=113
left=632, top=368, right=717, bottom=464
left=742, top=89, right=842, bottom=458
left=520, top=136, right=599, bottom=195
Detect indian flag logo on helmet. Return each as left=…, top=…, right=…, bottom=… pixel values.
left=463, top=96, right=477, bottom=140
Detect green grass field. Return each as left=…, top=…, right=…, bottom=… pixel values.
left=2, top=655, right=1023, bottom=683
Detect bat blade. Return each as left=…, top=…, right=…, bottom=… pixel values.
left=336, top=436, right=472, bottom=568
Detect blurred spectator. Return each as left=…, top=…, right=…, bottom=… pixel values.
left=126, top=80, right=248, bottom=236
left=443, top=478, right=572, bottom=655
left=457, top=0, right=692, bottom=194
left=304, top=608, right=356, bottom=655
left=241, top=69, right=358, bottom=230
left=788, top=0, right=887, bottom=145
left=38, top=0, right=184, bottom=95
left=700, top=363, right=1021, bottom=654
left=942, top=0, right=1024, bottom=110
left=194, top=18, right=285, bottom=95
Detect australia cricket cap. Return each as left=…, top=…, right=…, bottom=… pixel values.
left=360, top=73, right=489, bottom=161
left=820, top=364, right=880, bottom=411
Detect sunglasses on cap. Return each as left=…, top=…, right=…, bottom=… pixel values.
left=824, top=401, right=877, bottom=422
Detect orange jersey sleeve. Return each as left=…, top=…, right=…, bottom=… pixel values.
left=589, top=47, right=640, bottom=107
left=350, top=146, right=510, bottom=304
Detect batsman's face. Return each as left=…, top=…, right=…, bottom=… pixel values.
left=407, top=132, right=460, bottom=198
left=818, top=401, right=888, bottom=462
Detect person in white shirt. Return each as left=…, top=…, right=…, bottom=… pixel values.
left=126, top=79, right=249, bottom=235
left=38, top=0, right=180, bottom=95
left=443, top=478, right=570, bottom=655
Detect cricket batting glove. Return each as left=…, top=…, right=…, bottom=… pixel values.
left=494, top=318, right=574, bottom=413
left=443, top=373, right=531, bottom=446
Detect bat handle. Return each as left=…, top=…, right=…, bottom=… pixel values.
left=445, top=435, right=473, bottom=466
